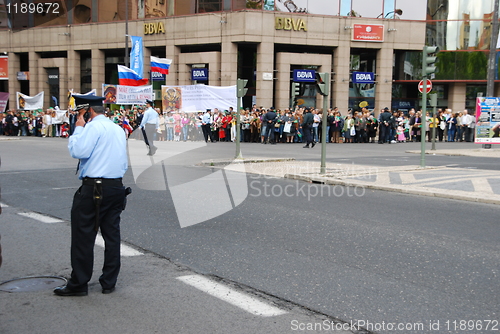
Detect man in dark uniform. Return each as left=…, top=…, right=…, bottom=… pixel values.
left=378, top=107, right=392, bottom=144
left=262, top=107, right=277, bottom=144
left=54, top=95, right=129, bottom=296
left=301, top=108, right=315, bottom=148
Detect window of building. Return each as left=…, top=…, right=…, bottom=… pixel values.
left=198, top=0, right=222, bottom=13
left=466, top=85, right=486, bottom=109
left=351, top=0, right=383, bottom=19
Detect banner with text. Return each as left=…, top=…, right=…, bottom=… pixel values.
left=17, top=91, right=44, bottom=110
left=0, top=92, right=8, bottom=113
left=161, top=85, right=237, bottom=113
left=116, top=85, right=153, bottom=105
left=475, top=97, right=500, bottom=144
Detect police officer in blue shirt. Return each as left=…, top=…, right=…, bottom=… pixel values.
left=54, top=95, right=129, bottom=297
left=201, top=109, right=215, bottom=143
left=140, top=99, right=159, bottom=155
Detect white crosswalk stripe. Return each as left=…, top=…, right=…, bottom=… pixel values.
left=177, top=274, right=288, bottom=317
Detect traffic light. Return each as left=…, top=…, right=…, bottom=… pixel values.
left=291, top=82, right=301, bottom=96
left=316, top=72, right=329, bottom=96
left=422, top=46, right=439, bottom=78
left=237, top=78, right=248, bottom=98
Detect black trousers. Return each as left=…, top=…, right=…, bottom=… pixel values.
left=264, top=122, right=275, bottom=143
left=68, top=182, right=125, bottom=292
left=303, top=124, right=313, bottom=145
left=201, top=124, right=213, bottom=142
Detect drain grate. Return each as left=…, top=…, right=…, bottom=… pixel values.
left=0, top=276, right=67, bottom=292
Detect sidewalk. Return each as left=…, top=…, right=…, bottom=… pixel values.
left=0, top=203, right=355, bottom=334
left=219, top=151, right=500, bottom=205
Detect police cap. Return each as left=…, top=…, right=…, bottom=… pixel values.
left=73, top=95, right=105, bottom=108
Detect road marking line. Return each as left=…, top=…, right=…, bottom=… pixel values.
left=177, top=275, right=288, bottom=317
left=94, top=234, right=143, bottom=257
left=18, top=212, right=63, bottom=223
left=470, top=177, right=495, bottom=194
left=0, top=202, right=9, bottom=208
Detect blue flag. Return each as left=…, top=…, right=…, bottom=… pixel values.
left=130, top=36, right=144, bottom=79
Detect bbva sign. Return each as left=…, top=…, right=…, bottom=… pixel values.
left=352, top=72, right=375, bottom=84
left=275, top=17, right=307, bottom=31
left=144, top=22, right=165, bottom=35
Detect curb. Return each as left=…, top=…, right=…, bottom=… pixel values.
left=284, top=173, right=500, bottom=205
left=201, top=157, right=296, bottom=166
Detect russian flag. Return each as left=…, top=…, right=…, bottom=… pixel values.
left=150, top=56, right=172, bottom=75
left=118, top=65, right=149, bottom=86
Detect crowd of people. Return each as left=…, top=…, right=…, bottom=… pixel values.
left=0, top=104, right=477, bottom=144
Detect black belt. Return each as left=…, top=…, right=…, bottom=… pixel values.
left=82, top=177, right=123, bottom=187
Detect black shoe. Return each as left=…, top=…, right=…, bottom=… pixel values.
left=102, top=287, right=115, bottom=294
left=311, top=142, right=316, bottom=148
left=54, top=286, right=88, bottom=297
left=303, top=145, right=309, bottom=148
left=271, top=142, right=276, bottom=145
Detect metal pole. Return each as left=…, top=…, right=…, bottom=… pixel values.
left=125, top=0, right=129, bottom=67
left=420, top=80, right=427, bottom=168
left=485, top=0, right=499, bottom=149
left=320, top=74, right=329, bottom=174
left=486, top=0, right=499, bottom=97
left=235, top=101, right=242, bottom=159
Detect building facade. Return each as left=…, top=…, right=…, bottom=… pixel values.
left=0, top=0, right=498, bottom=113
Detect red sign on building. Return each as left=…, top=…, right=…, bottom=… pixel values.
left=352, top=24, right=385, bottom=42
left=0, top=56, right=8, bottom=80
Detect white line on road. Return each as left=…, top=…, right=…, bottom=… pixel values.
left=95, top=234, right=143, bottom=257
left=18, top=212, right=63, bottom=223
left=177, top=275, right=288, bottom=317
left=0, top=202, right=9, bottom=208
left=17, top=211, right=143, bottom=257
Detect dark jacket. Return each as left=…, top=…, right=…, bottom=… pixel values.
left=379, top=111, right=392, bottom=125
left=301, top=113, right=314, bottom=127
left=263, top=111, right=277, bottom=124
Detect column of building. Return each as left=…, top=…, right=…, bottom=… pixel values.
left=375, top=47, right=393, bottom=113
left=256, top=41, right=275, bottom=109
left=8, top=53, right=21, bottom=108
left=332, top=42, right=350, bottom=112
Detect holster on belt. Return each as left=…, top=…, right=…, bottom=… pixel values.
left=93, top=179, right=103, bottom=232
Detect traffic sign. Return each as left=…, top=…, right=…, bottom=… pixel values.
left=418, top=79, right=432, bottom=93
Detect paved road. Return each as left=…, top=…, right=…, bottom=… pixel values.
left=1, top=137, right=499, bottom=334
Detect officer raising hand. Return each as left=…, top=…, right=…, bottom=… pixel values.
left=54, top=95, right=129, bottom=297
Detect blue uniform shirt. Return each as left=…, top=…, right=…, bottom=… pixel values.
left=140, top=107, right=159, bottom=129
left=202, top=112, right=212, bottom=124
left=69, top=114, right=128, bottom=180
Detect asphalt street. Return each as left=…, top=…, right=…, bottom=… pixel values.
left=1, top=137, right=499, bottom=334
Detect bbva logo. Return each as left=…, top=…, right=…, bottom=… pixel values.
left=151, top=72, right=164, bottom=78
left=355, top=73, right=373, bottom=81
left=296, top=71, right=313, bottom=79
left=192, top=70, right=207, bottom=77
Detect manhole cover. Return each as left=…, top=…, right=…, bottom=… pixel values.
left=0, top=276, right=66, bottom=292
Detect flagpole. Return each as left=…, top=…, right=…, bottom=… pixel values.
left=125, top=0, right=129, bottom=67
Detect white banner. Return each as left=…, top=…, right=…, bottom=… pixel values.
left=116, top=85, right=153, bottom=105
left=52, top=110, right=69, bottom=125
left=69, top=89, right=96, bottom=109
left=17, top=91, right=44, bottom=110
left=161, top=85, right=237, bottom=113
